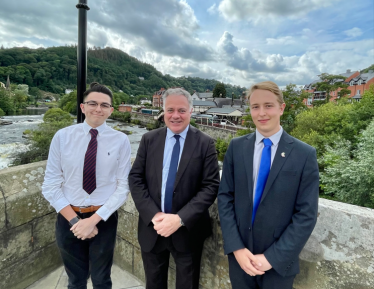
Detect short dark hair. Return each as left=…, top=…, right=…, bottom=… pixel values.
left=83, top=82, right=113, bottom=104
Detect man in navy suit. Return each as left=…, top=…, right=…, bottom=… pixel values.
left=218, top=81, right=319, bottom=289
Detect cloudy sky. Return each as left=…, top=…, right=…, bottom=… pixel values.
left=0, top=0, right=373, bottom=87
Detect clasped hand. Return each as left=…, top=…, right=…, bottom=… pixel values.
left=70, top=218, right=98, bottom=240
left=234, top=248, right=272, bottom=276
left=152, top=212, right=181, bottom=237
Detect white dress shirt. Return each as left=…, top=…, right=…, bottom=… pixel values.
left=42, top=121, right=131, bottom=221
left=161, top=125, right=189, bottom=212
left=252, top=127, right=283, bottom=201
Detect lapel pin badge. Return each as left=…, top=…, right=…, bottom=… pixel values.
left=281, top=152, right=285, bottom=157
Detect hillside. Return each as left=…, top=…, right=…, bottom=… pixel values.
left=0, top=46, right=246, bottom=97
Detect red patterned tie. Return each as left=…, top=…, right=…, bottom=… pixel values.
left=83, top=129, right=98, bottom=194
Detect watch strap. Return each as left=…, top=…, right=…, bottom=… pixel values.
left=69, top=216, right=81, bottom=227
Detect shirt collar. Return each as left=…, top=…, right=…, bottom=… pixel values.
left=255, top=126, right=283, bottom=146
left=166, top=125, right=189, bottom=140
left=83, top=121, right=107, bottom=136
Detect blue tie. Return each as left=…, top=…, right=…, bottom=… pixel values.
left=164, top=135, right=181, bottom=213
left=252, top=138, right=272, bottom=225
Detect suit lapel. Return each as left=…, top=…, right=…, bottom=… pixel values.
left=244, top=133, right=255, bottom=202
left=173, top=126, right=198, bottom=190
left=152, top=127, right=167, bottom=196
left=260, top=131, right=294, bottom=204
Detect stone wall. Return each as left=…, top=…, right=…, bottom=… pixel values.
left=130, top=112, right=156, bottom=125
left=1, top=161, right=373, bottom=289
left=197, top=124, right=236, bottom=140
left=0, top=161, right=61, bottom=289
left=114, top=197, right=374, bottom=289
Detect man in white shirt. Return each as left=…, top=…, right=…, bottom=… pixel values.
left=218, top=81, right=319, bottom=289
left=42, top=82, right=131, bottom=289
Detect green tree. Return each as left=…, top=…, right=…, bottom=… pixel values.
left=0, top=88, right=15, bottom=114
left=313, top=73, right=348, bottom=103
left=280, top=84, right=308, bottom=133
left=59, top=91, right=77, bottom=115
left=320, top=119, right=374, bottom=208
left=0, top=107, right=5, bottom=116
left=213, top=82, right=227, bottom=98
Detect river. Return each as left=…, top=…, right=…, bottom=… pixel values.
left=0, top=109, right=147, bottom=170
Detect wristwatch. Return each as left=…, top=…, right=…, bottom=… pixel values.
left=69, top=215, right=81, bottom=227
left=180, top=217, right=185, bottom=227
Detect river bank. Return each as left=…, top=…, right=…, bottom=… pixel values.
left=0, top=111, right=147, bottom=170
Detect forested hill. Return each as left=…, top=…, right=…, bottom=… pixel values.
left=0, top=46, right=246, bottom=96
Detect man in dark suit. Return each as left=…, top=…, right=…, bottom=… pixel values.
left=218, top=81, right=319, bottom=289
left=129, top=88, right=220, bottom=289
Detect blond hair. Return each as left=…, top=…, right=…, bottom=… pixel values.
left=246, top=81, right=284, bottom=105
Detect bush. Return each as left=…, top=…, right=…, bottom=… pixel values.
left=320, top=119, right=374, bottom=208
left=0, top=107, right=4, bottom=116
left=12, top=108, right=73, bottom=165
left=215, top=136, right=233, bottom=159
left=190, top=119, right=198, bottom=128
left=109, top=110, right=131, bottom=122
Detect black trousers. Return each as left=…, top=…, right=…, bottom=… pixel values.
left=141, top=236, right=204, bottom=289
left=228, top=253, right=295, bottom=289
left=55, top=211, right=118, bottom=289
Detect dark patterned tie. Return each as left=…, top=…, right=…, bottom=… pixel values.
left=83, top=129, right=98, bottom=194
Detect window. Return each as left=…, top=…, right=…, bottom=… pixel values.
left=357, top=89, right=360, bottom=94
left=332, top=91, right=335, bottom=96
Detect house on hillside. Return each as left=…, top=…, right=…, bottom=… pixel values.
left=303, top=69, right=374, bottom=106
left=65, top=89, right=74, bottom=94
left=152, top=88, right=166, bottom=108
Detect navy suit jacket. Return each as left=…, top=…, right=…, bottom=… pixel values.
left=129, top=126, right=220, bottom=253
left=218, top=131, right=319, bottom=277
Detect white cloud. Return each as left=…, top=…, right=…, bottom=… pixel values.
left=207, top=3, right=218, bottom=15
left=217, top=31, right=287, bottom=73
left=344, top=27, right=363, bottom=38
left=218, top=0, right=340, bottom=22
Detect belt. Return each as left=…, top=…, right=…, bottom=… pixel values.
left=71, top=205, right=102, bottom=213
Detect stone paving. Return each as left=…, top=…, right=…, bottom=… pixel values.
left=26, top=265, right=145, bottom=289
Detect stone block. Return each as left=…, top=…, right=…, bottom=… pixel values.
left=121, top=193, right=139, bottom=216
left=117, top=210, right=139, bottom=247
left=0, top=161, right=54, bottom=228
left=33, top=213, right=57, bottom=249
left=167, top=266, right=176, bottom=289
left=133, top=246, right=145, bottom=283
left=199, top=248, right=230, bottom=289
left=0, top=193, right=5, bottom=233
left=113, top=236, right=134, bottom=274
left=0, top=243, right=62, bottom=289
left=6, top=189, right=53, bottom=228
left=0, top=223, right=33, bottom=271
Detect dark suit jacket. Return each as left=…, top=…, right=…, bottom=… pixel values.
left=129, top=126, right=220, bottom=253
left=218, top=131, right=319, bottom=277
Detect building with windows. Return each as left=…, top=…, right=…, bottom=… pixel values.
left=303, top=69, right=374, bottom=106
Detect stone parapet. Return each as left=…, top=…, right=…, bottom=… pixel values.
left=0, top=161, right=61, bottom=289
left=1, top=161, right=374, bottom=289
left=114, top=195, right=374, bottom=289
left=197, top=124, right=236, bottom=140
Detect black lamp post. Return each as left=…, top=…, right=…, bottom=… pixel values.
left=76, top=0, right=90, bottom=123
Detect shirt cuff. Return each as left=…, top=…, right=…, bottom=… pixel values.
left=53, top=198, right=71, bottom=214
left=96, top=206, right=111, bottom=221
